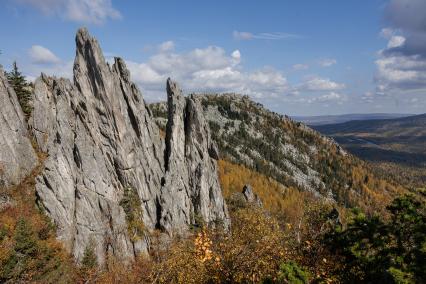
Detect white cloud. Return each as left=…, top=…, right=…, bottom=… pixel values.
left=387, top=35, right=406, bottom=48
left=123, top=46, right=290, bottom=100
left=298, top=76, right=345, bottom=92
left=19, top=41, right=347, bottom=109
left=318, top=58, right=337, bottom=67
left=231, top=50, right=241, bottom=61
left=123, top=46, right=347, bottom=102
left=380, top=28, right=396, bottom=39
left=375, top=31, right=426, bottom=92
left=292, top=92, right=346, bottom=105
left=14, top=0, right=121, bottom=24
left=28, top=45, right=60, bottom=64
left=361, top=91, right=375, bottom=103
left=233, top=30, right=302, bottom=41
left=316, top=92, right=344, bottom=102
left=25, top=60, right=73, bottom=81
left=375, top=0, right=426, bottom=95
left=230, top=50, right=241, bottom=66
left=125, top=62, right=163, bottom=86
left=292, top=64, right=309, bottom=71
left=19, top=45, right=72, bottom=80
left=233, top=31, right=253, bottom=40
left=158, top=41, right=175, bottom=53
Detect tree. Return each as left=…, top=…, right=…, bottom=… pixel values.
left=1, top=218, right=38, bottom=281
left=276, top=261, right=310, bottom=284
left=6, top=61, right=32, bottom=118
left=329, top=195, right=426, bottom=283
left=81, top=243, right=98, bottom=270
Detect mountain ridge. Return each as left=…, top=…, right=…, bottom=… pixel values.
left=150, top=93, right=406, bottom=213
left=293, top=113, right=414, bottom=126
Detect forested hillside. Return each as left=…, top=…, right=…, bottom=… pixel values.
left=150, top=94, right=406, bottom=213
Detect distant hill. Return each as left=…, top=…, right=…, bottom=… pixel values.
left=293, top=113, right=412, bottom=126
left=150, top=94, right=405, bottom=212
left=313, top=114, right=426, bottom=187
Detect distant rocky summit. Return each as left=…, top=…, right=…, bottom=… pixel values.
left=0, top=28, right=229, bottom=265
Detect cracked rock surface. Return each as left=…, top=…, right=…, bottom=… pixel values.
left=159, top=79, right=229, bottom=233
left=0, top=67, right=37, bottom=187
left=28, top=28, right=229, bottom=264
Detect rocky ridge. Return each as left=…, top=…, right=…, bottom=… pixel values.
left=0, top=28, right=229, bottom=265
left=150, top=94, right=371, bottom=205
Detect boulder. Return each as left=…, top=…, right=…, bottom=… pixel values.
left=242, top=184, right=263, bottom=207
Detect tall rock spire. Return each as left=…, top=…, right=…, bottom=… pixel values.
left=159, top=78, right=229, bottom=233
left=29, top=28, right=229, bottom=265
left=30, top=28, right=165, bottom=265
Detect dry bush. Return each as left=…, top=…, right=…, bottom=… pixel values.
left=95, top=206, right=289, bottom=284
left=210, top=207, right=286, bottom=283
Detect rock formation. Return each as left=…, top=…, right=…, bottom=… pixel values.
left=0, top=67, right=37, bottom=187
left=159, top=79, right=229, bottom=233
left=28, top=28, right=229, bottom=264
left=242, top=184, right=263, bottom=207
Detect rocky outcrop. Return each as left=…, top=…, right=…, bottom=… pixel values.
left=0, top=67, right=37, bottom=187
left=29, top=28, right=229, bottom=265
left=159, top=79, right=229, bottom=233
left=242, top=184, right=262, bottom=207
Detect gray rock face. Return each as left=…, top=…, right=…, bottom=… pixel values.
left=159, top=79, right=229, bottom=233
left=0, top=67, right=37, bottom=187
left=0, top=192, right=15, bottom=211
left=242, top=184, right=262, bottom=207
left=29, top=28, right=229, bottom=265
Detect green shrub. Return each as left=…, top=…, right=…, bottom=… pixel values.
left=388, top=267, right=415, bottom=284
left=276, top=261, right=310, bottom=284
left=120, top=186, right=145, bottom=241
left=81, top=243, right=97, bottom=270
left=329, top=195, right=426, bottom=283
left=1, top=218, right=38, bottom=281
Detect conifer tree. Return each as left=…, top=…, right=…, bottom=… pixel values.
left=81, top=243, right=98, bottom=269
left=6, top=61, right=32, bottom=118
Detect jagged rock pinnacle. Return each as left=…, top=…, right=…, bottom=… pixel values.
left=27, top=28, right=229, bottom=264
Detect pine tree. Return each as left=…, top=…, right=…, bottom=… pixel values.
left=81, top=243, right=98, bottom=269
left=6, top=61, right=32, bottom=118
left=1, top=218, right=38, bottom=281
left=14, top=218, right=38, bottom=257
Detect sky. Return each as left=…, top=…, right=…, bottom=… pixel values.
left=0, top=0, right=425, bottom=116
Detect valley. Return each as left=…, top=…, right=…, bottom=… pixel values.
left=313, top=114, right=426, bottom=188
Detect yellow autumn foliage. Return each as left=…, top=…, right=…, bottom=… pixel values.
left=218, top=159, right=316, bottom=224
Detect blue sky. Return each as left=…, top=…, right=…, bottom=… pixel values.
left=1, top=0, right=425, bottom=116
